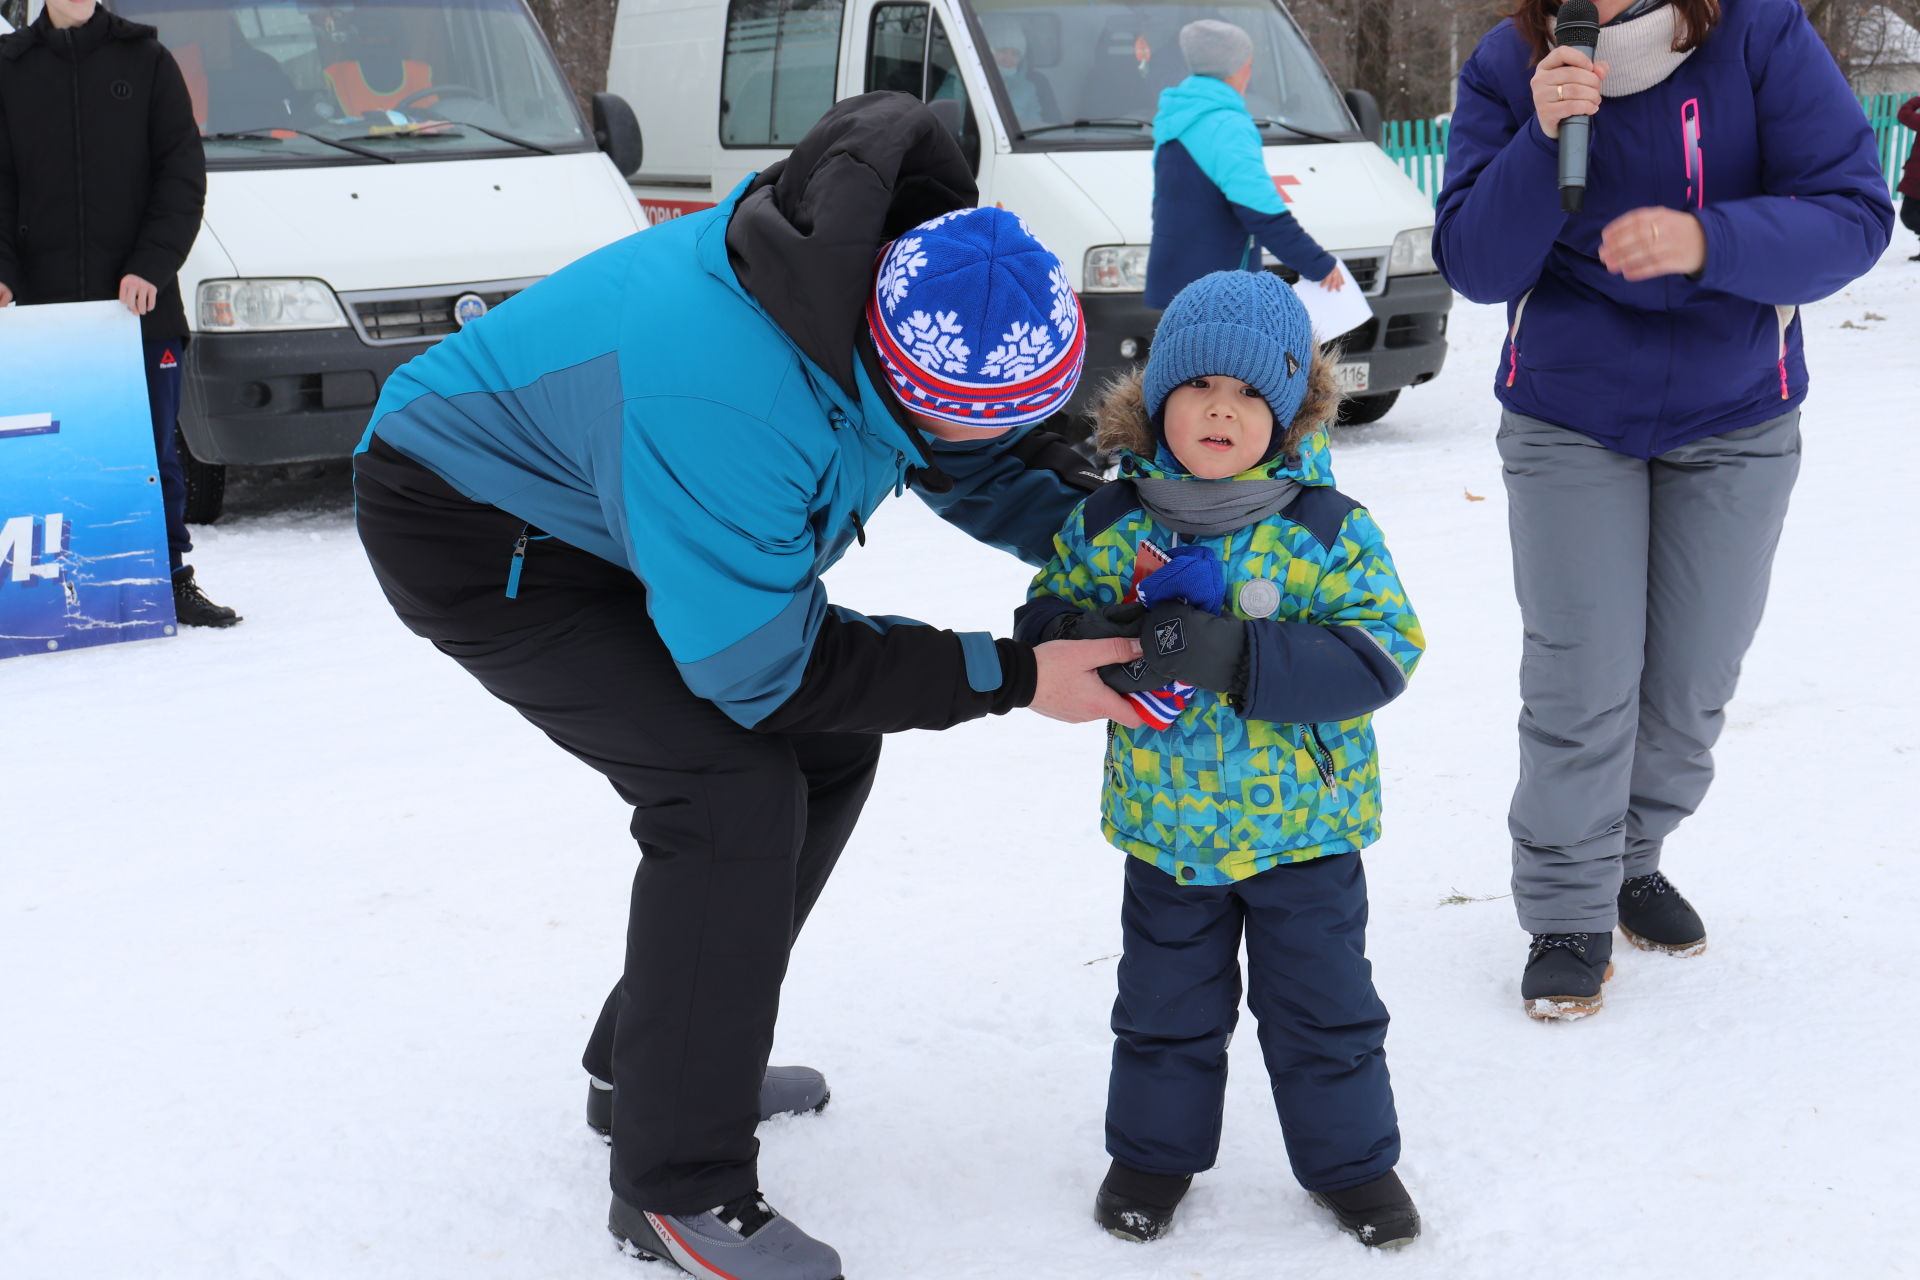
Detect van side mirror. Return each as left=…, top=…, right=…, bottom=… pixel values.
left=592, top=93, right=644, bottom=178
left=1343, top=89, right=1383, bottom=147
left=925, top=97, right=980, bottom=177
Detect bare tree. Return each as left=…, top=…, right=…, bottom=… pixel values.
left=525, top=0, right=620, bottom=117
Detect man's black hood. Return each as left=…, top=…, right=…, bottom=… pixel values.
left=725, top=91, right=977, bottom=399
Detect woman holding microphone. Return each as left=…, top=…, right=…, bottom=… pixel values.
left=1435, top=0, right=1893, bottom=1018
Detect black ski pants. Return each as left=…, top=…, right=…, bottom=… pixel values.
left=353, top=439, right=879, bottom=1214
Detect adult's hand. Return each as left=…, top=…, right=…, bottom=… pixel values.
left=1598, top=207, right=1707, bottom=281
left=0, top=281, right=12, bottom=307
left=1031, top=636, right=1147, bottom=727
left=119, top=274, right=158, bottom=316
left=1530, top=46, right=1608, bottom=141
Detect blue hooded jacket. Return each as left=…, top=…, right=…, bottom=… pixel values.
left=1146, top=74, right=1337, bottom=309
left=358, top=95, right=1095, bottom=733
left=1434, top=0, right=1893, bottom=458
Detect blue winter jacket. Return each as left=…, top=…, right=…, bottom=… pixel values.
left=1146, top=74, right=1338, bottom=309
left=358, top=96, right=1092, bottom=732
left=1015, top=372, right=1423, bottom=885
left=1435, top=0, right=1893, bottom=458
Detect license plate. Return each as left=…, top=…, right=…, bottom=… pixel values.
left=1333, top=361, right=1370, bottom=394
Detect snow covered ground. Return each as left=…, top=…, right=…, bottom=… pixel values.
left=6, top=240, right=1918, bottom=1280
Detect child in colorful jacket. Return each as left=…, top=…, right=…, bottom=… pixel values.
left=1015, top=270, right=1424, bottom=1249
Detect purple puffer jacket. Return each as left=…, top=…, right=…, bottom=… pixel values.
left=1435, top=0, right=1894, bottom=458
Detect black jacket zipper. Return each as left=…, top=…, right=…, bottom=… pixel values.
left=1303, top=724, right=1338, bottom=788
left=65, top=28, right=87, bottom=301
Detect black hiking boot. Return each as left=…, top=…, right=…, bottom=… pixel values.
left=1094, top=1159, right=1192, bottom=1242
left=1309, top=1169, right=1421, bottom=1249
left=1617, top=871, right=1707, bottom=956
left=1522, top=931, right=1614, bottom=1020
left=172, top=566, right=240, bottom=628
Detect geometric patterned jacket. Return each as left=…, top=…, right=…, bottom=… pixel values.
left=1015, top=368, right=1424, bottom=885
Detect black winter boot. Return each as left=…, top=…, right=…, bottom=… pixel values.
left=1309, top=1169, right=1421, bottom=1249
left=172, top=566, right=240, bottom=628
left=1521, top=931, right=1614, bottom=1020
left=1617, top=871, right=1707, bottom=956
left=1094, top=1160, right=1192, bottom=1242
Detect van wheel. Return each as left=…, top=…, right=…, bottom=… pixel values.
left=177, top=428, right=228, bottom=524
left=1336, top=389, right=1400, bottom=426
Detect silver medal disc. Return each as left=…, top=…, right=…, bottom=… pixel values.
left=1238, top=579, right=1282, bottom=619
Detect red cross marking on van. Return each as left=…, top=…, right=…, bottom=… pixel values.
left=1272, top=174, right=1301, bottom=204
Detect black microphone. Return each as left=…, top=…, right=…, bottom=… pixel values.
left=1555, top=0, right=1602, bottom=213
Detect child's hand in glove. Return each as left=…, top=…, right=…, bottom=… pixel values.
left=1140, top=602, right=1249, bottom=696
left=1041, top=600, right=1147, bottom=643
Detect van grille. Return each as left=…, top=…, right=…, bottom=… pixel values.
left=341, top=278, right=543, bottom=346
left=1263, top=252, right=1386, bottom=297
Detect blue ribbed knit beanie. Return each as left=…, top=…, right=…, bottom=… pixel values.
left=1143, top=271, right=1315, bottom=455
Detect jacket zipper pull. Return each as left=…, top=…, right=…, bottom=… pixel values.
left=851, top=512, right=866, bottom=546
left=505, top=527, right=530, bottom=599
left=1302, top=725, right=1337, bottom=788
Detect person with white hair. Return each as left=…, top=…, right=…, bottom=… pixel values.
left=1145, top=19, right=1345, bottom=309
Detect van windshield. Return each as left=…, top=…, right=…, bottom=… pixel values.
left=113, top=0, right=594, bottom=165
left=965, top=0, right=1355, bottom=146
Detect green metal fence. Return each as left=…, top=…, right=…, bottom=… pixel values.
left=1383, top=95, right=1911, bottom=206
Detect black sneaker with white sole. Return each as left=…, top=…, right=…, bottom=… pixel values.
left=1309, top=1169, right=1421, bottom=1248
left=587, top=1067, right=830, bottom=1139
left=1093, top=1159, right=1192, bottom=1242
left=609, top=1190, right=842, bottom=1280
left=1617, top=871, right=1707, bottom=956
left=1522, top=931, right=1614, bottom=1020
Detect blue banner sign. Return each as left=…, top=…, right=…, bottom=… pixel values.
left=0, top=301, right=176, bottom=659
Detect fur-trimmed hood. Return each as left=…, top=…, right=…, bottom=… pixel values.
left=1090, top=356, right=1340, bottom=482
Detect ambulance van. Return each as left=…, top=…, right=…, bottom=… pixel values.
left=607, top=0, right=1449, bottom=427
left=14, top=0, right=649, bottom=520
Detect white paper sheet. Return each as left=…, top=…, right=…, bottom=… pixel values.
left=1291, top=255, right=1373, bottom=343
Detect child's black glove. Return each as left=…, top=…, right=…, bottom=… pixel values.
left=1040, top=600, right=1147, bottom=643
left=1139, top=602, right=1249, bottom=697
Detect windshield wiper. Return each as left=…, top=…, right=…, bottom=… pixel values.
left=1251, top=116, right=1348, bottom=144
left=1019, top=118, right=1152, bottom=138
left=202, top=128, right=396, bottom=163
left=345, top=122, right=557, bottom=155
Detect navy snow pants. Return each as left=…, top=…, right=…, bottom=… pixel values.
left=1106, top=851, right=1399, bottom=1193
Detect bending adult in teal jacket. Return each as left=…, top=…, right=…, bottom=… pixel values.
left=352, top=93, right=1145, bottom=1277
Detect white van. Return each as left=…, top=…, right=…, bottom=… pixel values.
left=608, top=0, right=1449, bottom=428
left=17, top=0, right=650, bottom=519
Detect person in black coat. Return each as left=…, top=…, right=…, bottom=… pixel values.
left=0, top=0, right=238, bottom=626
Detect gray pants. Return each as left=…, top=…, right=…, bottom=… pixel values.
left=1498, top=410, right=1801, bottom=932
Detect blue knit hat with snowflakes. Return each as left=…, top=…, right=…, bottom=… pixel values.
left=1143, top=270, right=1315, bottom=457
left=867, top=207, right=1085, bottom=430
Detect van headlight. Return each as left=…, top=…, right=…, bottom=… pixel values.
left=1083, top=246, right=1151, bottom=293
left=1388, top=228, right=1436, bottom=277
left=198, top=279, right=347, bottom=331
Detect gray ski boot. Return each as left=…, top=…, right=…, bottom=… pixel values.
left=610, top=1189, right=842, bottom=1280
left=588, top=1067, right=830, bottom=1138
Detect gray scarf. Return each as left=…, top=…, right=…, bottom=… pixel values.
left=1132, top=473, right=1301, bottom=537
left=1553, top=3, right=1696, bottom=98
